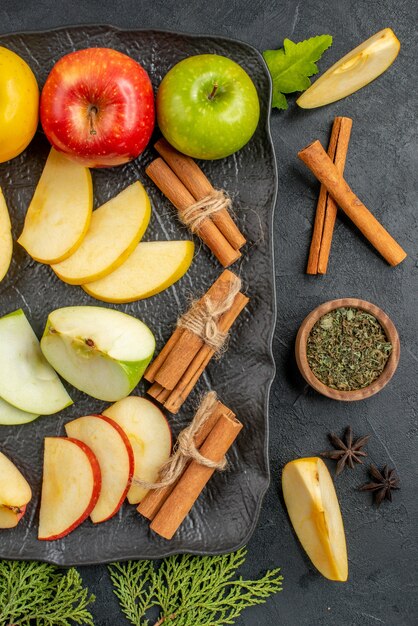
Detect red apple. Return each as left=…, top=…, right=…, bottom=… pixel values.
left=38, top=437, right=101, bottom=540
left=40, top=48, right=155, bottom=168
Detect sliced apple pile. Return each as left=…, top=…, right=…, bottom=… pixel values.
left=0, top=309, right=72, bottom=416
left=282, top=457, right=348, bottom=581
left=0, top=188, right=13, bottom=283
left=65, top=414, right=134, bottom=523
left=18, top=148, right=93, bottom=263
left=84, top=240, right=194, bottom=303
left=103, top=396, right=172, bottom=503
left=0, top=450, right=32, bottom=529
left=51, top=182, right=151, bottom=284
left=41, top=306, right=155, bottom=401
left=39, top=437, right=101, bottom=540
left=297, top=28, right=400, bottom=108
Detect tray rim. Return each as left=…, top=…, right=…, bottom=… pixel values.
left=0, top=24, right=278, bottom=565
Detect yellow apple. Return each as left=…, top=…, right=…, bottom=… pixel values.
left=0, top=188, right=12, bottom=282
left=18, top=148, right=93, bottom=263
left=282, top=457, right=348, bottom=581
left=0, top=450, right=32, bottom=529
left=83, top=240, right=194, bottom=302
left=51, top=182, right=151, bottom=285
left=0, top=46, right=39, bottom=163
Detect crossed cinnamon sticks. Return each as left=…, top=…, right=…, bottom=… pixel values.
left=137, top=392, right=242, bottom=540
left=302, top=117, right=407, bottom=272
left=146, top=138, right=246, bottom=267
left=145, top=269, right=249, bottom=413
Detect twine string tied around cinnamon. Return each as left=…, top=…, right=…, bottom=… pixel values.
left=177, top=274, right=242, bottom=353
left=134, top=391, right=226, bottom=490
left=181, top=189, right=231, bottom=233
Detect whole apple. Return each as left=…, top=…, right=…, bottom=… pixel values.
left=156, top=54, right=260, bottom=160
left=40, top=48, right=155, bottom=168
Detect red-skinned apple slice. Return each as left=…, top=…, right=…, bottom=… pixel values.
left=65, top=414, right=134, bottom=523
left=0, top=450, right=32, bottom=529
left=103, top=396, right=172, bottom=504
left=38, top=437, right=101, bottom=540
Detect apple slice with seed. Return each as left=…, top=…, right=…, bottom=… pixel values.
left=297, top=28, right=400, bottom=109
left=41, top=306, right=155, bottom=402
left=38, top=437, right=101, bottom=540
left=18, top=148, right=93, bottom=264
left=0, top=450, right=32, bottom=529
left=103, top=396, right=172, bottom=504
left=65, top=414, right=134, bottom=523
left=51, top=182, right=151, bottom=285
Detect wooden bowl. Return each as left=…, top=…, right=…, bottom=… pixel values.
left=295, top=298, right=400, bottom=401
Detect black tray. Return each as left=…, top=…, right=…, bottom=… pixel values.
left=0, top=25, right=277, bottom=565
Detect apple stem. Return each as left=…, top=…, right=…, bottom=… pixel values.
left=88, top=105, right=98, bottom=135
left=208, top=83, right=218, bottom=100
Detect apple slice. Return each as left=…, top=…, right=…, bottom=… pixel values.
left=0, top=450, right=32, bottom=529
left=65, top=414, right=134, bottom=523
left=18, top=148, right=93, bottom=264
left=41, top=306, right=155, bottom=402
left=51, top=182, right=151, bottom=285
left=83, top=240, right=194, bottom=303
left=0, top=309, right=72, bottom=415
left=38, top=437, right=101, bottom=540
left=282, top=457, right=348, bottom=581
left=0, top=397, right=39, bottom=426
left=0, top=188, right=13, bottom=282
left=297, top=28, right=400, bottom=109
left=103, top=396, right=171, bottom=504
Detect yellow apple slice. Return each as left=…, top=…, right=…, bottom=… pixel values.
left=297, top=28, right=400, bottom=108
left=0, top=189, right=12, bottom=282
left=18, top=148, right=93, bottom=263
left=83, top=240, right=194, bottom=303
left=282, top=457, right=348, bottom=581
left=51, top=182, right=151, bottom=285
left=0, top=450, right=32, bottom=529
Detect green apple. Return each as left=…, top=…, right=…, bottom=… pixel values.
left=0, top=397, right=39, bottom=426
left=156, top=54, right=260, bottom=160
left=0, top=309, right=72, bottom=415
left=40, top=306, right=155, bottom=402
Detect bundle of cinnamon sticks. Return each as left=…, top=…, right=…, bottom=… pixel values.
left=145, top=269, right=249, bottom=413
left=302, top=117, right=407, bottom=272
left=146, top=138, right=246, bottom=267
left=138, top=394, right=242, bottom=540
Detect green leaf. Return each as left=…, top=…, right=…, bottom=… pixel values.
left=109, top=547, right=283, bottom=626
left=263, top=35, right=333, bottom=109
left=0, top=560, right=95, bottom=626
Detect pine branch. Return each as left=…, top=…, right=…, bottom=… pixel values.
left=0, top=560, right=95, bottom=626
left=108, top=547, right=283, bottom=626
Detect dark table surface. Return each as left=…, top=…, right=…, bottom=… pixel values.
left=1, top=1, right=417, bottom=625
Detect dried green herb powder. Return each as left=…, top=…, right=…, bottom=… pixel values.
left=306, top=307, right=392, bottom=391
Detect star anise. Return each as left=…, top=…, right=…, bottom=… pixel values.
left=359, top=464, right=400, bottom=506
left=321, top=426, right=370, bottom=475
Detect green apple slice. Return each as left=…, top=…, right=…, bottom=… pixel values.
left=41, top=306, right=155, bottom=402
left=297, top=28, right=400, bottom=109
left=0, top=309, right=72, bottom=414
left=0, top=396, right=39, bottom=425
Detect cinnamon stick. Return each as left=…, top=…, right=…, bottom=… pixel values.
left=146, top=158, right=240, bottom=267
left=150, top=269, right=240, bottom=390
left=317, top=118, right=352, bottom=274
left=155, top=138, right=246, bottom=250
left=306, top=117, right=342, bottom=274
left=163, top=292, right=249, bottom=414
left=298, top=140, right=407, bottom=267
left=137, top=401, right=234, bottom=520
left=149, top=411, right=243, bottom=539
